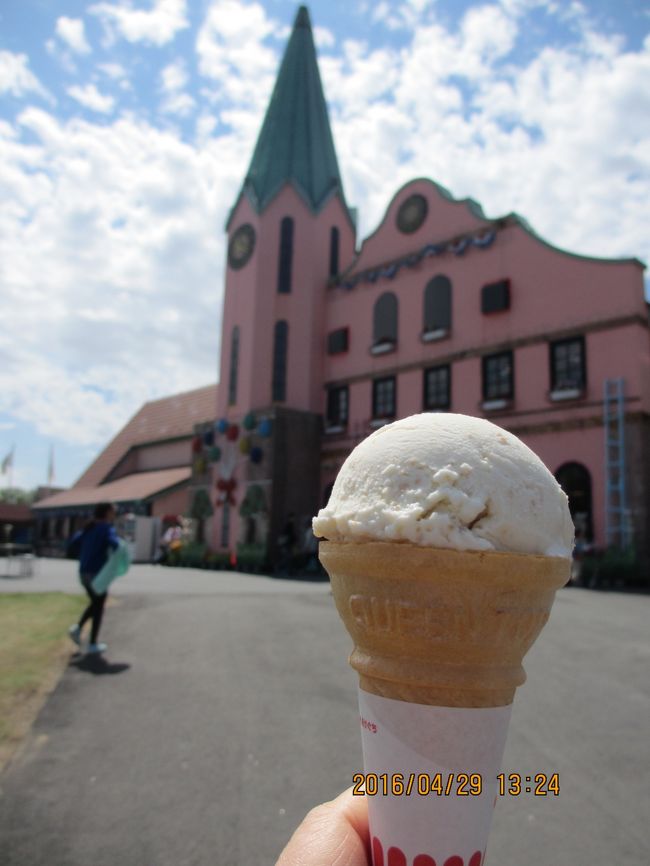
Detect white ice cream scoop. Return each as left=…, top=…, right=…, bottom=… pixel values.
left=313, top=412, right=574, bottom=558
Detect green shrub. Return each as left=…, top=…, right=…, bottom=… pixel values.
left=236, top=542, right=267, bottom=572
left=580, top=547, right=643, bottom=585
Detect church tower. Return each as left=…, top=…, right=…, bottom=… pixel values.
left=214, top=6, right=355, bottom=559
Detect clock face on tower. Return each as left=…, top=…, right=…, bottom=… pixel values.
left=228, top=224, right=256, bottom=270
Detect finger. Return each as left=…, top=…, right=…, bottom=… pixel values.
left=276, top=788, right=370, bottom=866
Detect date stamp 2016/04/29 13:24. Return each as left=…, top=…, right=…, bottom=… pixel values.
left=352, top=772, right=560, bottom=797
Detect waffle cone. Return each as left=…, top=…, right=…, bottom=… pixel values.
left=320, top=541, right=570, bottom=708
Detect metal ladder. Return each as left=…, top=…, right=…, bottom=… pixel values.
left=603, top=378, right=629, bottom=549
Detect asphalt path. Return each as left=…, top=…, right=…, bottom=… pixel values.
left=0, top=560, right=648, bottom=866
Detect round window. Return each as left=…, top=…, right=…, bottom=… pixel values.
left=396, top=194, right=428, bottom=234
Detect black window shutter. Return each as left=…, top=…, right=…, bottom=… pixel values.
left=481, top=279, right=510, bottom=313
left=327, top=328, right=349, bottom=355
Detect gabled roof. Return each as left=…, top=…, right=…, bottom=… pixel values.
left=231, top=5, right=348, bottom=221
left=33, top=467, right=191, bottom=511
left=74, top=383, right=218, bottom=488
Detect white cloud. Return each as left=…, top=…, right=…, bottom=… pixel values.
left=161, top=91, right=196, bottom=116
left=160, top=58, right=188, bottom=92
left=159, top=59, right=195, bottom=116
left=55, top=17, right=92, bottom=55
left=97, top=61, right=127, bottom=80
left=90, top=0, right=189, bottom=47
left=461, top=4, right=518, bottom=66
left=0, top=51, right=50, bottom=100
left=314, top=25, right=335, bottom=50
left=0, top=106, right=251, bottom=448
left=67, top=84, right=115, bottom=114
left=196, top=0, right=279, bottom=111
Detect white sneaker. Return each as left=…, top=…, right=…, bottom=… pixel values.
left=68, top=624, right=82, bottom=647
left=86, top=642, right=107, bottom=655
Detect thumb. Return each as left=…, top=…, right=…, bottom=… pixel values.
left=276, top=787, right=370, bottom=866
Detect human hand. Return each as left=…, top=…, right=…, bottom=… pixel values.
left=276, top=786, right=370, bottom=866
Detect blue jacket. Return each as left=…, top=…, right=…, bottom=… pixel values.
left=79, top=522, right=120, bottom=576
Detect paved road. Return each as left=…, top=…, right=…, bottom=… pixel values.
left=0, top=561, right=648, bottom=866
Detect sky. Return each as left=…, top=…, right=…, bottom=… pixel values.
left=1, top=0, right=649, bottom=490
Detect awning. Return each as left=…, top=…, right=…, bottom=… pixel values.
left=33, top=467, right=192, bottom=511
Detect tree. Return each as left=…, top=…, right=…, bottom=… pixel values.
left=190, top=489, right=214, bottom=544
left=0, top=487, right=36, bottom=505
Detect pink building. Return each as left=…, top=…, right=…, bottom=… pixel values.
left=198, top=7, right=650, bottom=575
left=33, top=384, right=218, bottom=559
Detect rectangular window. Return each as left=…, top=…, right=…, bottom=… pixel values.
left=228, top=326, right=239, bottom=406
left=372, top=376, right=396, bottom=420
left=327, top=385, right=349, bottom=427
left=482, top=351, right=514, bottom=401
left=327, top=327, right=349, bottom=355
left=551, top=337, right=586, bottom=391
left=277, top=217, right=294, bottom=294
left=481, top=279, right=510, bottom=314
left=272, top=321, right=288, bottom=402
left=329, top=226, right=340, bottom=277
left=423, top=365, right=450, bottom=411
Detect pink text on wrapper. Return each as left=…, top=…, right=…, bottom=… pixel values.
left=360, top=715, right=378, bottom=733
left=372, top=837, right=484, bottom=866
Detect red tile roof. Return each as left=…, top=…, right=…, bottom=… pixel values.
left=33, top=467, right=192, bottom=510
left=75, top=383, right=218, bottom=488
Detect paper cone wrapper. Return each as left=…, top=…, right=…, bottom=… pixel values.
left=319, top=541, right=570, bottom=866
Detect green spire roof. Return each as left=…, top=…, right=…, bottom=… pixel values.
left=238, top=5, right=347, bottom=217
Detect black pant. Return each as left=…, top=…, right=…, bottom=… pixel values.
left=79, top=574, right=107, bottom=644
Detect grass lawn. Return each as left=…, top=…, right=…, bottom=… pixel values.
left=0, top=592, right=85, bottom=770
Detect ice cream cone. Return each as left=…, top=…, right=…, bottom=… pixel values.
left=320, top=539, right=570, bottom=866
left=320, top=540, right=570, bottom=708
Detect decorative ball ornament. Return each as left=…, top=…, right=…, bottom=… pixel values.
left=203, top=430, right=214, bottom=447
left=193, top=456, right=207, bottom=475
left=191, top=435, right=203, bottom=454
left=213, top=413, right=269, bottom=508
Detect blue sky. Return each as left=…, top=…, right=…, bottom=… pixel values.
left=1, top=0, right=649, bottom=490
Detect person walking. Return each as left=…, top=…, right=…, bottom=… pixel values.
left=68, top=502, right=120, bottom=654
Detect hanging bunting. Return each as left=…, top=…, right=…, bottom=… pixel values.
left=335, top=227, right=499, bottom=292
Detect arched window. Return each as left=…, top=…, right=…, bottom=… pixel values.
left=228, top=326, right=239, bottom=406
left=277, top=217, right=294, bottom=294
left=329, top=226, right=340, bottom=277
left=272, top=320, right=288, bottom=402
left=372, top=292, right=398, bottom=353
left=423, top=275, right=451, bottom=337
left=555, top=462, right=593, bottom=542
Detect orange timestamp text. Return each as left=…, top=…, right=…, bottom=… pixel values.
left=352, top=772, right=560, bottom=797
